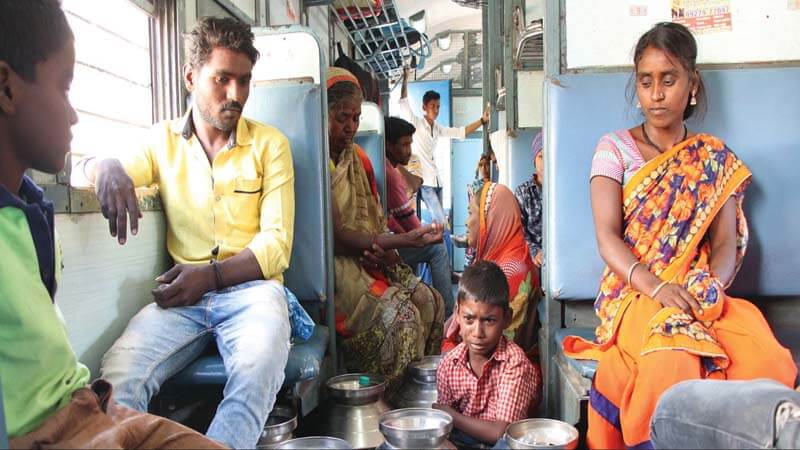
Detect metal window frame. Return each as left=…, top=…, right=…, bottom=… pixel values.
left=128, top=0, right=157, bottom=17
left=36, top=0, right=174, bottom=214
left=415, top=29, right=482, bottom=93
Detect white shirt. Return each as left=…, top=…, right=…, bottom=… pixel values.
left=399, top=97, right=466, bottom=187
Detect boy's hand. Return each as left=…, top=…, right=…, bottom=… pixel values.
left=432, top=403, right=453, bottom=414
left=481, top=102, right=491, bottom=126
left=95, top=159, right=141, bottom=245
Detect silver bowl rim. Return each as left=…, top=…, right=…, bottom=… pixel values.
left=504, top=418, right=580, bottom=448
left=275, top=436, right=353, bottom=449
left=409, top=355, right=442, bottom=382
left=326, top=373, right=386, bottom=400
left=378, top=407, right=454, bottom=435
left=261, top=405, right=298, bottom=437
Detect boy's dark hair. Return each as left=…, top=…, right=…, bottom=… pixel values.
left=0, top=0, right=73, bottom=82
left=457, top=260, right=510, bottom=311
left=422, top=90, right=440, bottom=106
left=185, top=16, right=260, bottom=69
left=384, top=116, right=415, bottom=144
left=627, top=22, right=707, bottom=121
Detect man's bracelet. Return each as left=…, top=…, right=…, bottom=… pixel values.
left=210, top=260, right=224, bottom=291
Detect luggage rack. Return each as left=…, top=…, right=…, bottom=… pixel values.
left=514, top=19, right=543, bottom=70
left=330, top=0, right=432, bottom=80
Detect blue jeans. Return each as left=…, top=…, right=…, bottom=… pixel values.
left=651, top=379, right=800, bottom=449
left=420, top=185, right=446, bottom=224
left=398, top=242, right=454, bottom=317
left=101, top=280, right=291, bottom=449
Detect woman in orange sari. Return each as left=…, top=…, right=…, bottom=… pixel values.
left=563, top=22, right=797, bottom=449
left=443, top=180, right=539, bottom=352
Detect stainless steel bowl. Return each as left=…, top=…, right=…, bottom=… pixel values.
left=409, top=355, right=442, bottom=384
left=379, top=408, right=453, bottom=449
left=257, top=405, right=297, bottom=448
left=504, top=419, right=579, bottom=449
left=275, top=436, right=353, bottom=449
left=326, top=373, right=386, bottom=406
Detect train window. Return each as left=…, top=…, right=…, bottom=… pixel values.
left=415, top=30, right=483, bottom=92
left=63, top=0, right=154, bottom=185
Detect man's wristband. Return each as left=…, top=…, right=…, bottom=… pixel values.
left=210, top=260, right=224, bottom=291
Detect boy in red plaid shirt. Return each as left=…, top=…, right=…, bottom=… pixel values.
left=434, top=261, right=537, bottom=448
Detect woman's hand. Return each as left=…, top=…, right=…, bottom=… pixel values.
left=533, top=250, right=543, bottom=268
left=361, top=243, right=401, bottom=270
left=653, top=283, right=702, bottom=313
left=406, top=223, right=444, bottom=247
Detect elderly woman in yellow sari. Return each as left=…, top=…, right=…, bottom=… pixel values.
left=563, top=23, right=796, bottom=449
left=326, top=67, right=445, bottom=392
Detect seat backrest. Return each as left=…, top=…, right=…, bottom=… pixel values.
left=545, top=67, right=800, bottom=301
left=245, top=27, right=333, bottom=305
left=355, top=102, right=386, bottom=211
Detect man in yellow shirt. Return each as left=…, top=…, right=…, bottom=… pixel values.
left=84, top=17, right=294, bottom=449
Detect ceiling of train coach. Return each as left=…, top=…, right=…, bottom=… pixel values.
left=394, top=0, right=481, bottom=35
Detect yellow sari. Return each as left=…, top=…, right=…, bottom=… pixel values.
left=331, top=144, right=444, bottom=392
left=564, top=134, right=797, bottom=448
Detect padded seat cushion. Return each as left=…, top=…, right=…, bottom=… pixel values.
left=555, top=327, right=598, bottom=379
left=166, top=325, right=329, bottom=388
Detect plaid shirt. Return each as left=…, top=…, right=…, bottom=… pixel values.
left=437, top=337, right=536, bottom=423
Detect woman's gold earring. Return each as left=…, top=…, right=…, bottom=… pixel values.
left=690, top=92, right=697, bottom=106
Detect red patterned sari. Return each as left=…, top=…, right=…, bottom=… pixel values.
left=563, top=134, right=797, bottom=449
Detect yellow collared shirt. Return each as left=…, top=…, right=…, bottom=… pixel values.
left=122, top=109, right=294, bottom=282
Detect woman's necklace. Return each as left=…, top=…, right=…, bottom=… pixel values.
left=641, top=123, right=687, bottom=153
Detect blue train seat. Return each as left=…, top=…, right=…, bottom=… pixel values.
left=355, top=102, right=386, bottom=212
left=159, top=27, right=335, bottom=414
left=1, top=379, right=8, bottom=449
left=543, top=66, right=800, bottom=424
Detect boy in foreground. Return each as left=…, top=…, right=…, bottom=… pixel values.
left=0, top=1, right=224, bottom=447
left=434, top=261, right=537, bottom=448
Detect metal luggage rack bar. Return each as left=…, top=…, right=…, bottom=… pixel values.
left=330, top=0, right=431, bottom=80
left=514, top=19, right=543, bottom=70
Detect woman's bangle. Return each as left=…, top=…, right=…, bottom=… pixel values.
left=626, top=261, right=642, bottom=287
left=650, top=280, right=670, bottom=299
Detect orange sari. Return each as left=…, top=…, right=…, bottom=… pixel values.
left=443, top=182, right=538, bottom=350
left=563, top=134, right=797, bottom=449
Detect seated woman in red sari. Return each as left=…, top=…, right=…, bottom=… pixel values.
left=326, top=68, right=445, bottom=395
left=562, top=22, right=797, bottom=449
